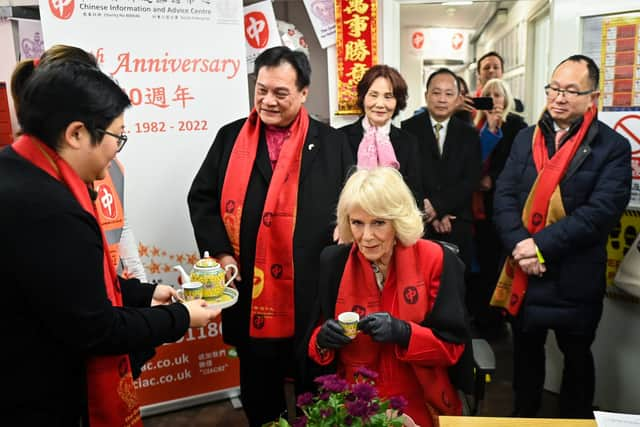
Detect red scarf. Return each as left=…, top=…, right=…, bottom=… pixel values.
left=336, top=242, right=461, bottom=418
left=221, top=107, right=309, bottom=338
left=491, top=106, right=597, bottom=315
left=13, top=135, right=142, bottom=427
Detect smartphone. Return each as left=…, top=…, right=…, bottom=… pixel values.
left=472, top=96, right=494, bottom=110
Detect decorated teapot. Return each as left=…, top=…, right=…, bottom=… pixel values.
left=174, top=251, right=238, bottom=301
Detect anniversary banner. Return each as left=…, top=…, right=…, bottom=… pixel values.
left=39, top=0, right=249, bottom=414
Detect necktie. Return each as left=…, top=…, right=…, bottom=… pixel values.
left=555, top=129, right=568, bottom=152
left=434, top=123, right=443, bottom=154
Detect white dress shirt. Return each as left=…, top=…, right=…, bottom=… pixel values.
left=429, top=115, right=451, bottom=155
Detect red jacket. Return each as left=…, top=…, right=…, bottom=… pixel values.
left=309, top=241, right=467, bottom=427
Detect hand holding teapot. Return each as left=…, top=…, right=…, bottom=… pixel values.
left=174, top=251, right=238, bottom=302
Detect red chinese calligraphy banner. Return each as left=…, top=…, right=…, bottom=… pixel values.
left=335, top=0, right=378, bottom=115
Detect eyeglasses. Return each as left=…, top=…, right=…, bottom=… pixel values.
left=96, top=129, right=128, bottom=152
left=544, top=84, right=595, bottom=99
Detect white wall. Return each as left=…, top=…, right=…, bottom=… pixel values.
left=475, top=0, right=533, bottom=56
left=473, top=1, right=541, bottom=119
left=282, top=1, right=330, bottom=123
left=549, top=0, right=640, bottom=69
left=400, top=27, right=424, bottom=122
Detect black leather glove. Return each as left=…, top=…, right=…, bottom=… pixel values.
left=358, top=312, right=411, bottom=347
left=317, top=319, right=352, bottom=349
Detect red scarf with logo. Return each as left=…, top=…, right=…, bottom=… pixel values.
left=490, top=106, right=596, bottom=315
left=221, top=107, right=309, bottom=338
left=336, top=241, right=461, bottom=418
left=13, top=135, right=142, bottom=427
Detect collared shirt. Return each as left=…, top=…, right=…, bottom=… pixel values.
left=265, top=124, right=291, bottom=169
left=552, top=122, right=569, bottom=133
left=552, top=121, right=570, bottom=150
left=429, top=115, right=451, bottom=154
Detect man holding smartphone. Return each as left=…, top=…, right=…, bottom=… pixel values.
left=463, top=51, right=524, bottom=115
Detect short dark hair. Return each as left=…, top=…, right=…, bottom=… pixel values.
left=254, top=46, right=311, bottom=91
left=477, top=51, right=504, bottom=74
left=18, top=61, right=131, bottom=151
left=426, top=68, right=460, bottom=93
left=554, top=54, right=600, bottom=90
left=356, top=64, right=408, bottom=118
left=11, top=44, right=97, bottom=115
left=456, top=76, right=469, bottom=96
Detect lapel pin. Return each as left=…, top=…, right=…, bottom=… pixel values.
left=308, top=144, right=315, bottom=151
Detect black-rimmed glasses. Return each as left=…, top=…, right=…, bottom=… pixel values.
left=96, top=129, right=128, bottom=152
left=544, top=84, right=595, bottom=99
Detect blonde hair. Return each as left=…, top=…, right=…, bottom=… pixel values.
left=336, top=167, right=424, bottom=246
left=474, top=78, right=515, bottom=127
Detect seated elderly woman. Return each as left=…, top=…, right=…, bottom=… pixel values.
left=308, top=167, right=469, bottom=427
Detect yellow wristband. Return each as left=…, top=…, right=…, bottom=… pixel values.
left=535, top=245, right=545, bottom=264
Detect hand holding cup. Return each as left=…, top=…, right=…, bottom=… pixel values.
left=183, top=299, right=220, bottom=327
left=338, top=311, right=360, bottom=339
left=176, top=281, right=204, bottom=302
left=317, top=319, right=352, bottom=349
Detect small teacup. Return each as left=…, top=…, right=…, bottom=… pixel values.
left=176, top=281, right=204, bottom=301
left=338, top=311, right=360, bottom=339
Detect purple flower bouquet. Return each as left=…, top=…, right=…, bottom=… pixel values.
left=269, top=367, right=412, bottom=427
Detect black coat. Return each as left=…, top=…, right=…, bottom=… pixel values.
left=494, top=114, right=631, bottom=333
left=339, top=117, right=424, bottom=203
left=188, top=115, right=353, bottom=348
left=401, top=112, right=482, bottom=266
left=0, top=147, right=190, bottom=426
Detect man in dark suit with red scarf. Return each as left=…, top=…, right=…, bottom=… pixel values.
left=188, top=46, right=353, bottom=426
left=491, top=54, right=631, bottom=418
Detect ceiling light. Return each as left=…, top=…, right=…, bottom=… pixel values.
left=442, top=1, right=473, bottom=5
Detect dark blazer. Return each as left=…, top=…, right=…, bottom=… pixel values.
left=188, top=115, right=354, bottom=348
left=494, top=113, right=631, bottom=333
left=339, top=117, right=423, bottom=203
left=401, top=111, right=482, bottom=266
left=0, top=147, right=190, bottom=426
